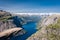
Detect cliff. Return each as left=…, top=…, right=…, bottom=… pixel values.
left=0, top=10, right=25, bottom=40
left=27, top=14, right=60, bottom=40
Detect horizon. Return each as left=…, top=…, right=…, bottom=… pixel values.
left=0, top=0, right=60, bottom=13
left=12, top=13, right=60, bottom=15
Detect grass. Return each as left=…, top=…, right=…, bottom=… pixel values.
left=27, top=16, right=60, bottom=40
left=46, top=19, right=60, bottom=40
left=0, top=16, right=13, bottom=22
left=47, top=19, right=60, bottom=29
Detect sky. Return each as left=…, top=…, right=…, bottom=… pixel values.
left=0, top=0, right=60, bottom=13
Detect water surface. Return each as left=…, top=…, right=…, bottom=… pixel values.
left=14, top=22, right=37, bottom=40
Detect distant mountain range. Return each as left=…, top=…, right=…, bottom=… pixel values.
left=12, top=13, right=49, bottom=23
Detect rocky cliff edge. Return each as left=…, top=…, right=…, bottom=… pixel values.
left=0, top=10, right=26, bottom=40
left=27, top=14, right=60, bottom=40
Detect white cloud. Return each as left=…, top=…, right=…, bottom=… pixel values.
left=14, top=13, right=60, bottom=16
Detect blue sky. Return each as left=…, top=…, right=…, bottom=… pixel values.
left=0, top=0, right=60, bottom=13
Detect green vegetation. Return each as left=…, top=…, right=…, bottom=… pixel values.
left=0, top=16, right=13, bottom=22
left=47, top=19, right=60, bottom=29
left=27, top=19, right=60, bottom=40
left=46, top=19, right=60, bottom=40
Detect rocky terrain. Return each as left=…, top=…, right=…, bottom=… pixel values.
left=0, top=10, right=25, bottom=40
left=27, top=14, right=60, bottom=40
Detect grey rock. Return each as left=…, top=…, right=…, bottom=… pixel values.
left=27, top=14, right=60, bottom=40
left=0, top=10, right=26, bottom=40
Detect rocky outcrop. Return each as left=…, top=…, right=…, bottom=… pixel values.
left=0, top=28, right=22, bottom=40
left=0, top=10, right=11, bottom=18
left=0, top=10, right=25, bottom=40
left=27, top=14, right=60, bottom=40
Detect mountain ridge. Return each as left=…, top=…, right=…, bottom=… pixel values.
left=27, top=14, right=60, bottom=40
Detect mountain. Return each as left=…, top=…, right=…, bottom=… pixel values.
left=0, top=10, right=26, bottom=40
left=12, top=13, right=49, bottom=23
left=27, top=14, right=60, bottom=40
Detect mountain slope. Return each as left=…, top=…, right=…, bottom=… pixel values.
left=0, top=10, right=25, bottom=40
left=27, top=14, right=60, bottom=40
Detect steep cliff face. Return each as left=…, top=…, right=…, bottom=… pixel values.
left=0, top=20, right=16, bottom=32
left=0, top=10, right=14, bottom=32
left=0, top=10, right=25, bottom=40
left=27, top=14, right=60, bottom=40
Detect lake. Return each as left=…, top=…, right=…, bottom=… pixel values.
left=11, top=22, right=37, bottom=40
left=11, top=16, right=38, bottom=40
left=20, top=22, right=37, bottom=40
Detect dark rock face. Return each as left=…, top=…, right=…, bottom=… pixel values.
left=0, top=10, right=25, bottom=40
left=13, top=16, right=22, bottom=27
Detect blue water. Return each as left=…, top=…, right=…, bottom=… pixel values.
left=11, top=16, right=37, bottom=40
left=20, top=22, right=37, bottom=40
left=13, top=22, right=37, bottom=40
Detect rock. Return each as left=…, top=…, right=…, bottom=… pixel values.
left=0, top=10, right=11, bottom=18
left=0, top=10, right=26, bottom=40
left=27, top=14, right=60, bottom=40
left=0, top=28, right=22, bottom=39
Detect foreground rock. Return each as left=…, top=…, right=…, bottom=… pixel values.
left=0, top=28, right=23, bottom=40
left=27, top=14, right=60, bottom=40
left=0, top=10, right=25, bottom=40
